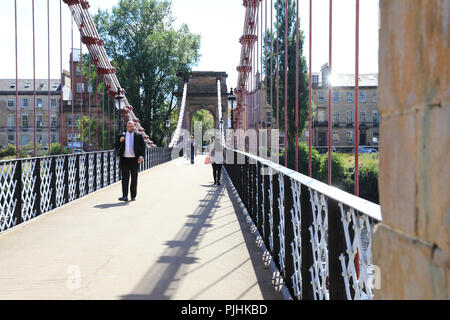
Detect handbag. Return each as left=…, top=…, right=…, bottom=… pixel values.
left=204, top=155, right=210, bottom=165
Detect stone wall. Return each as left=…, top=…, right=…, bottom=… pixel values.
left=374, top=0, right=449, bottom=299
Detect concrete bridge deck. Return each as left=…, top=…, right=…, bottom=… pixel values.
left=0, top=155, right=283, bottom=300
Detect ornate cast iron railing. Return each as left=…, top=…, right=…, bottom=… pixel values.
left=224, top=148, right=382, bottom=300
left=0, top=148, right=172, bottom=233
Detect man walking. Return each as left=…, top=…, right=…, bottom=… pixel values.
left=115, top=120, right=145, bottom=201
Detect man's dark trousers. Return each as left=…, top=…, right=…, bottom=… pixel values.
left=114, top=131, right=145, bottom=200
left=121, top=157, right=138, bottom=199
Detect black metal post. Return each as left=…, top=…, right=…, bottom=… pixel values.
left=328, top=198, right=347, bottom=300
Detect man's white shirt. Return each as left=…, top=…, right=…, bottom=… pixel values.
left=124, top=132, right=135, bottom=158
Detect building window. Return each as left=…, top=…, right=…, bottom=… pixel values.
left=22, top=135, right=29, bottom=145
left=37, top=134, right=42, bottom=144
left=22, top=115, right=29, bottom=129
left=7, top=114, right=15, bottom=130
left=373, top=92, right=378, bottom=103
left=76, top=99, right=83, bottom=106
left=360, top=111, right=366, bottom=124
left=88, top=84, right=92, bottom=93
left=333, top=132, right=339, bottom=143
left=52, top=83, right=58, bottom=89
left=333, top=91, right=340, bottom=103
left=68, top=114, right=73, bottom=127
left=360, top=92, right=367, bottom=103
left=333, top=111, right=339, bottom=124
left=37, top=115, right=43, bottom=129
left=312, top=75, right=319, bottom=84
left=347, top=92, right=353, bottom=103
left=318, top=91, right=325, bottom=103
left=8, top=99, right=14, bottom=107
left=346, top=111, right=353, bottom=124
left=37, top=98, right=42, bottom=107
left=51, top=115, right=57, bottom=129
left=77, top=83, right=84, bottom=93
left=23, top=98, right=29, bottom=107
left=346, top=131, right=353, bottom=143
left=24, top=82, right=30, bottom=89
left=76, top=66, right=81, bottom=76
left=8, top=135, right=14, bottom=144
left=372, top=110, right=379, bottom=123
left=51, top=134, right=56, bottom=143
left=51, top=99, right=57, bottom=107
left=318, top=110, right=325, bottom=122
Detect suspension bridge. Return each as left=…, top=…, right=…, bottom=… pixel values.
left=0, top=0, right=448, bottom=301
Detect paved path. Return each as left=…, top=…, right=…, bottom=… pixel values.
left=0, top=155, right=283, bottom=300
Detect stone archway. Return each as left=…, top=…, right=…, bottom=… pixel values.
left=175, top=71, right=228, bottom=137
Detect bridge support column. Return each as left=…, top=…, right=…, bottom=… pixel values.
left=374, top=0, right=449, bottom=299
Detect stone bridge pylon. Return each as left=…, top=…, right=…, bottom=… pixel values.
left=175, top=71, right=228, bottom=140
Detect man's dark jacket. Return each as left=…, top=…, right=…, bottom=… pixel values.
left=114, top=131, right=146, bottom=163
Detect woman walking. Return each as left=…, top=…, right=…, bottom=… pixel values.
left=208, top=136, right=223, bottom=185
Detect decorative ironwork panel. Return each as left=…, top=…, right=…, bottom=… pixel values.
left=290, top=179, right=302, bottom=299
left=21, top=160, right=37, bottom=222
left=40, top=158, right=53, bottom=214
left=103, top=153, right=108, bottom=187
left=339, top=203, right=375, bottom=300
left=109, top=152, right=114, bottom=183
left=68, top=155, right=77, bottom=202
left=55, top=157, right=65, bottom=207
left=308, top=189, right=329, bottom=300
left=0, top=162, right=17, bottom=231
left=261, top=168, right=265, bottom=238
left=268, top=167, right=274, bottom=252
left=79, top=154, right=87, bottom=197
left=96, top=154, right=102, bottom=190
left=88, top=154, right=95, bottom=194
left=277, top=172, right=285, bottom=273
left=115, top=157, right=120, bottom=182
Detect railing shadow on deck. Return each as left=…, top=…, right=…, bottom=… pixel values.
left=120, top=174, right=282, bottom=300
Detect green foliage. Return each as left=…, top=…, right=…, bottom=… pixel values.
left=192, top=110, right=215, bottom=144
left=0, top=144, right=17, bottom=158
left=265, top=0, right=309, bottom=147
left=281, top=141, right=380, bottom=203
left=94, top=0, right=201, bottom=145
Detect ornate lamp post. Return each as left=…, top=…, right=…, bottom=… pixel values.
left=165, top=119, right=170, bottom=146
left=227, top=87, right=236, bottom=130
left=114, top=87, right=125, bottom=133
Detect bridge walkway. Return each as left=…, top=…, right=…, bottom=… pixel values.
left=0, top=155, right=283, bottom=300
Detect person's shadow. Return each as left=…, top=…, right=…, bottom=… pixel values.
left=94, top=202, right=130, bottom=209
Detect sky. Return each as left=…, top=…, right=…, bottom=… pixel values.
left=0, top=0, right=379, bottom=90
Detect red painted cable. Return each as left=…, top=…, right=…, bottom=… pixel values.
left=355, top=0, right=360, bottom=197
left=48, top=0, right=51, bottom=156
left=71, top=15, right=74, bottom=153
left=60, top=0, right=63, bottom=154
left=14, top=0, right=18, bottom=158
left=80, top=36, right=83, bottom=150
left=328, top=0, right=333, bottom=185
left=270, top=0, right=273, bottom=131
left=284, top=0, right=288, bottom=167
left=296, top=0, right=299, bottom=172
left=102, top=79, right=105, bottom=150
left=276, top=0, right=279, bottom=130
left=32, top=0, right=36, bottom=156
left=308, top=0, right=312, bottom=177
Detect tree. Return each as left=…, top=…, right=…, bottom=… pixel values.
left=94, top=0, right=201, bottom=146
left=264, top=0, right=309, bottom=169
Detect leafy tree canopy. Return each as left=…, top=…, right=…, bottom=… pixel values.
left=94, top=0, right=201, bottom=145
